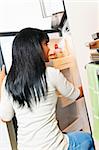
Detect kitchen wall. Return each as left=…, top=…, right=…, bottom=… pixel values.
left=0, top=0, right=51, bottom=32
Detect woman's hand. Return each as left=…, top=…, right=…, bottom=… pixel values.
left=78, top=86, right=84, bottom=98
left=0, top=65, right=6, bottom=88
left=76, top=86, right=84, bottom=100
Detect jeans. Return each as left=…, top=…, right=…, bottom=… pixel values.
left=65, top=131, right=95, bottom=150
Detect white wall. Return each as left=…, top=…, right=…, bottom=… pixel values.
left=0, top=0, right=51, bottom=32
left=64, top=0, right=99, bottom=129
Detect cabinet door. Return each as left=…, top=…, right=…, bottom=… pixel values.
left=56, top=97, right=77, bottom=131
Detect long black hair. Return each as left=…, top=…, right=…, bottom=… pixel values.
left=5, top=28, right=49, bottom=108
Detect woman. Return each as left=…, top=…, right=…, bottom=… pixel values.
left=0, top=28, right=94, bottom=150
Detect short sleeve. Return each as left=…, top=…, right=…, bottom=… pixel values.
left=0, top=77, right=14, bottom=121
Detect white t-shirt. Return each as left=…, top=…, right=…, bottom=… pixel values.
left=0, top=67, right=80, bottom=150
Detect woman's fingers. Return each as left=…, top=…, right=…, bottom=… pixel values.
left=0, top=65, right=6, bottom=81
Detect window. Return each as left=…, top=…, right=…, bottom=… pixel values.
left=39, top=0, right=64, bottom=17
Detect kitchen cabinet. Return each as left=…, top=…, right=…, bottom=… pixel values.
left=49, top=52, right=91, bottom=133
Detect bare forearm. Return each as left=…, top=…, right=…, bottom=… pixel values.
left=0, top=65, right=6, bottom=97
